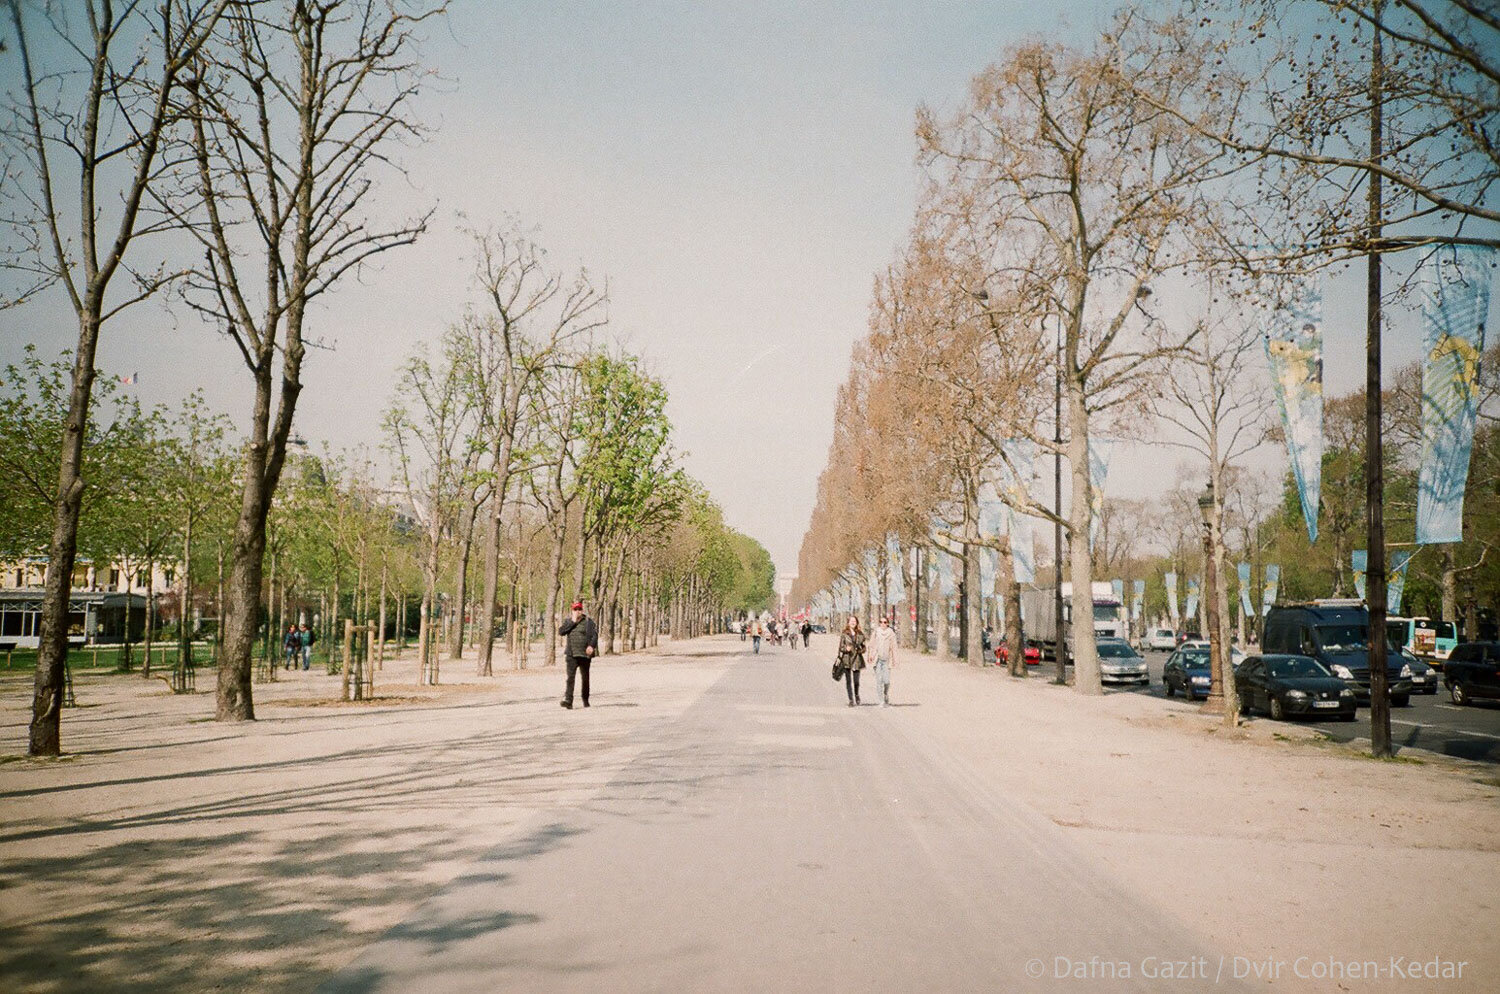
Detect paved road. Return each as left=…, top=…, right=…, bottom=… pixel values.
left=320, top=645, right=1241, bottom=993
left=1125, top=649, right=1500, bottom=763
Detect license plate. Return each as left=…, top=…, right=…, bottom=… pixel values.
left=1312, top=701, right=1340, bottom=709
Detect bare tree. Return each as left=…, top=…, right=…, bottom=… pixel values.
left=468, top=229, right=606, bottom=676
left=2, top=0, right=229, bottom=755
left=172, top=0, right=440, bottom=719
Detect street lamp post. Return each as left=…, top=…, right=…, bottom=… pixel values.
left=1198, top=484, right=1226, bottom=715
left=1053, top=310, right=1066, bottom=685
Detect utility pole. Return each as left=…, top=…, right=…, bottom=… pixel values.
left=1366, top=0, right=1392, bottom=757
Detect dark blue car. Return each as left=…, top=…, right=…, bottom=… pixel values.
left=1162, top=645, right=1213, bottom=700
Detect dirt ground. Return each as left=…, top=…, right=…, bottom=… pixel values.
left=2, top=636, right=1495, bottom=992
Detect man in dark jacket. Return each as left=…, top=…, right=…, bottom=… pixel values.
left=558, top=600, right=598, bottom=709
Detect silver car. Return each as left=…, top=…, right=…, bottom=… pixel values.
left=1098, top=639, right=1149, bottom=684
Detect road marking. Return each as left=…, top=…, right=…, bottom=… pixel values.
left=748, top=733, right=852, bottom=750
left=1390, top=719, right=1500, bottom=742
left=752, top=715, right=827, bottom=727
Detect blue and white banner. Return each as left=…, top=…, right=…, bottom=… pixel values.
left=980, top=546, right=997, bottom=601
left=998, top=439, right=1039, bottom=585
left=1111, top=578, right=1124, bottom=606
left=1261, top=565, right=1280, bottom=616
left=1087, top=438, right=1113, bottom=548
left=1185, top=577, right=1200, bottom=623
left=1132, top=579, right=1145, bottom=621
left=1264, top=279, right=1324, bottom=543
left=1389, top=550, right=1414, bottom=615
left=1351, top=549, right=1367, bottom=601
left=1165, top=572, right=1179, bottom=624
left=936, top=547, right=955, bottom=598
left=1238, top=562, right=1253, bottom=618
left=886, top=535, right=905, bottom=603
left=1416, top=246, right=1496, bottom=544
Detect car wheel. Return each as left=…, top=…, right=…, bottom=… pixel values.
left=1270, top=696, right=1286, bottom=721
left=1451, top=682, right=1469, bottom=706
left=1340, top=711, right=1356, bottom=722
left=1393, top=695, right=1410, bottom=708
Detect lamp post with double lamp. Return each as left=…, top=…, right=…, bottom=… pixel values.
left=1197, top=483, right=1228, bottom=716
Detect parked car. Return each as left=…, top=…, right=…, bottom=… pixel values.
left=1097, top=639, right=1149, bottom=684
left=1162, top=645, right=1213, bottom=700
left=1144, top=627, right=1178, bottom=652
left=1235, top=654, right=1357, bottom=722
left=1444, top=642, right=1500, bottom=705
left=1263, top=601, right=1412, bottom=706
left=1178, top=639, right=1247, bottom=670
left=995, top=642, right=1042, bottom=666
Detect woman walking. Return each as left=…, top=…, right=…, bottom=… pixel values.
left=837, top=615, right=866, bottom=707
left=869, top=614, right=897, bottom=706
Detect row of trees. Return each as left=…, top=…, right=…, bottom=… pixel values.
left=1, top=1, right=771, bottom=756
left=793, top=0, right=1498, bottom=748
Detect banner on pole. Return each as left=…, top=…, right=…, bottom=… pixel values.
left=1264, top=278, right=1324, bottom=542
left=1000, top=439, right=1037, bottom=585
left=1132, top=579, right=1145, bottom=621
left=1351, top=549, right=1367, bottom=602
left=1165, top=572, right=1179, bottom=624
left=1389, top=551, right=1414, bottom=615
left=1087, top=438, right=1113, bottom=548
left=1238, top=562, right=1253, bottom=618
left=886, top=535, right=905, bottom=603
left=1261, top=564, right=1280, bottom=616
left=1416, top=246, right=1496, bottom=544
left=1186, top=577, right=1200, bottom=624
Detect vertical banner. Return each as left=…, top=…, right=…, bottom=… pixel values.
left=1165, top=572, right=1180, bottom=625
left=1264, top=278, right=1324, bottom=542
left=1237, top=562, right=1253, bottom=618
left=886, top=535, right=905, bottom=603
left=980, top=547, right=997, bottom=601
left=1351, top=549, right=1367, bottom=601
left=865, top=548, right=881, bottom=607
left=936, top=546, right=955, bottom=598
left=1010, top=514, right=1036, bottom=584
left=1111, top=578, right=1124, bottom=605
left=1388, top=550, right=1414, bottom=615
left=1131, top=579, right=1145, bottom=621
left=1087, top=438, right=1113, bottom=548
left=1261, top=565, right=1280, bottom=616
left=1185, top=577, right=1201, bottom=624
left=1416, top=246, right=1496, bottom=544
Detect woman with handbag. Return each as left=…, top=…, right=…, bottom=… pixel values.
left=836, top=614, right=867, bottom=707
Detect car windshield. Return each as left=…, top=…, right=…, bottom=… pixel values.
left=1098, top=643, right=1138, bottom=658
left=1317, top=625, right=1369, bottom=651
left=1093, top=604, right=1118, bottom=621
left=1178, top=649, right=1209, bottom=667
left=1155, top=629, right=1174, bottom=638
left=1268, top=657, right=1331, bottom=679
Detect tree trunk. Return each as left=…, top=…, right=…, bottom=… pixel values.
left=1001, top=538, right=1025, bottom=678
left=963, top=500, right=983, bottom=667
left=142, top=559, right=155, bottom=678
left=1442, top=548, right=1458, bottom=622
left=180, top=513, right=194, bottom=669
left=1067, top=380, right=1101, bottom=694
left=452, top=502, right=477, bottom=661
left=30, top=312, right=101, bottom=754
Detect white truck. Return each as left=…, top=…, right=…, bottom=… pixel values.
left=1019, top=581, right=1125, bottom=659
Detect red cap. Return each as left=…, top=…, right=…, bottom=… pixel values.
left=571, top=601, right=583, bottom=610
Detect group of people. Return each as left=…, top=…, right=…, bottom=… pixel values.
left=280, top=623, right=317, bottom=670
left=741, top=617, right=812, bottom=654
left=835, top=613, right=898, bottom=707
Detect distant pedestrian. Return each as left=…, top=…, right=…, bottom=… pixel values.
left=837, top=615, right=866, bottom=707
left=801, top=619, right=811, bottom=648
left=558, top=600, right=598, bottom=709
left=740, top=619, right=747, bottom=642
left=751, top=619, right=763, bottom=654
left=785, top=620, right=796, bottom=650
left=282, top=625, right=301, bottom=670
left=299, top=623, right=315, bottom=670
left=870, top=614, right=898, bottom=707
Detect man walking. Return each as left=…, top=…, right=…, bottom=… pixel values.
left=558, top=600, right=598, bottom=709
left=299, top=623, right=315, bottom=671
left=870, top=613, right=898, bottom=707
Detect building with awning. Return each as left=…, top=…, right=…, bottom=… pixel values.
left=0, top=589, right=148, bottom=650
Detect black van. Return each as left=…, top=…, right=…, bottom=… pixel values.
left=1263, top=600, right=1413, bottom=707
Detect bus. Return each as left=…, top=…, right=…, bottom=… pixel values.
left=1386, top=616, right=1459, bottom=664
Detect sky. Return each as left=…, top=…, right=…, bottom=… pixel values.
left=1, top=0, right=1481, bottom=578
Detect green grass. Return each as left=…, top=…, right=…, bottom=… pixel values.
left=1, top=643, right=220, bottom=672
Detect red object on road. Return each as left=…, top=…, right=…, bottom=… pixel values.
left=995, top=644, right=1042, bottom=666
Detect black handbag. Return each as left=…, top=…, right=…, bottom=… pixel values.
left=832, top=661, right=846, bottom=681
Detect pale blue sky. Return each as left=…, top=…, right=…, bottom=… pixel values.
left=1, top=1, right=1461, bottom=574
